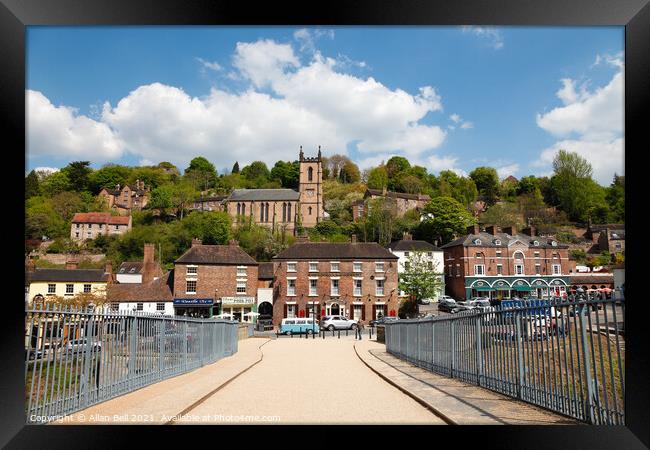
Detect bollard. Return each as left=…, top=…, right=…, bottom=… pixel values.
left=290, top=331, right=293, bottom=338
left=332, top=329, right=335, bottom=337
left=346, top=329, right=348, bottom=336
left=338, top=329, right=340, bottom=339
left=322, top=330, right=325, bottom=339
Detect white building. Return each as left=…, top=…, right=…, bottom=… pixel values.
left=386, top=233, right=445, bottom=300
left=116, top=262, right=144, bottom=283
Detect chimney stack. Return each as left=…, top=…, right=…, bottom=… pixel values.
left=105, top=260, right=112, bottom=275
left=191, top=238, right=202, bottom=247
left=467, top=224, right=480, bottom=235
left=65, top=260, right=78, bottom=270
left=522, top=226, right=536, bottom=237
left=402, top=231, right=412, bottom=241
left=351, top=234, right=357, bottom=244
left=142, top=243, right=157, bottom=284
left=485, top=225, right=498, bottom=235
left=503, top=226, right=517, bottom=236
left=26, top=258, right=36, bottom=273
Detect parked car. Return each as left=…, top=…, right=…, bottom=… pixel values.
left=468, top=299, right=492, bottom=311
left=438, top=295, right=455, bottom=303
left=451, top=304, right=476, bottom=314
left=438, top=299, right=458, bottom=313
left=418, top=298, right=432, bottom=305
left=65, top=339, right=102, bottom=354
left=279, top=318, right=320, bottom=335
left=321, top=315, right=357, bottom=331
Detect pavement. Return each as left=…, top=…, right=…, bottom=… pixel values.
left=354, top=339, right=577, bottom=425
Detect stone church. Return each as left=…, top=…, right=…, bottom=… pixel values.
left=223, top=147, right=324, bottom=234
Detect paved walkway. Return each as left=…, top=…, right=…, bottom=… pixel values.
left=354, top=339, right=577, bottom=425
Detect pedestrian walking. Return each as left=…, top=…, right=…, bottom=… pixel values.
left=356, top=319, right=364, bottom=340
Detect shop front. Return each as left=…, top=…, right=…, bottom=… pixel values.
left=219, top=296, right=257, bottom=323
left=466, top=277, right=569, bottom=300
left=173, top=298, right=214, bottom=318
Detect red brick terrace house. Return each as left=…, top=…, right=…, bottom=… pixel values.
left=271, top=236, right=399, bottom=326
left=70, top=213, right=132, bottom=242
left=99, top=180, right=150, bottom=214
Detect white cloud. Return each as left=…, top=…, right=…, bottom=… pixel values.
left=462, top=26, right=504, bottom=50
left=496, top=163, right=519, bottom=179
left=534, top=61, right=623, bottom=185
left=27, top=90, right=124, bottom=162
left=460, top=121, right=473, bottom=129
left=450, top=113, right=461, bottom=123
left=592, top=52, right=623, bottom=69
left=29, top=38, right=452, bottom=173
left=294, top=28, right=335, bottom=53
left=450, top=113, right=472, bottom=129
left=196, top=57, right=222, bottom=73
left=426, top=154, right=466, bottom=176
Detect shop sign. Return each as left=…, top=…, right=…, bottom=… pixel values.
left=173, top=298, right=213, bottom=305
left=221, top=297, right=256, bottom=305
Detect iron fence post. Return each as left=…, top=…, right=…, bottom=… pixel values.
left=476, top=318, right=483, bottom=386
left=515, top=312, right=525, bottom=400
left=129, top=316, right=137, bottom=379
left=579, top=308, right=596, bottom=424
left=450, top=320, right=455, bottom=378
left=159, top=317, right=165, bottom=378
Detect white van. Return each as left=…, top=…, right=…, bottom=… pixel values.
left=279, top=318, right=320, bottom=335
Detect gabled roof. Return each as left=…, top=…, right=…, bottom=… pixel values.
left=366, top=189, right=430, bottom=201
left=387, top=240, right=441, bottom=252
left=107, top=271, right=174, bottom=302
left=273, top=242, right=398, bottom=260
left=175, top=244, right=258, bottom=265
left=117, top=262, right=144, bottom=274
left=228, top=189, right=300, bottom=202
left=72, top=213, right=131, bottom=225
left=440, top=232, right=568, bottom=249
left=27, top=268, right=110, bottom=283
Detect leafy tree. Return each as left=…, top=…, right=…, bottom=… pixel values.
left=25, top=170, right=41, bottom=200
left=366, top=166, right=389, bottom=190
left=89, top=164, right=132, bottom=193
left=313, top=219, right=341, bottom=236
left=469, top=167, right=500, bottom=205
left=418, top=196, right=475, bottom=244
left=437, top=170, right=478, bottom=208
left=361, top=197, right=398, bottom=246
left=479, top=202, right=523, bottom=228
left=606, top=174, right=625, bottom=223
left=60, top=161, right=92, bottom=192
left=148, top=184, right=174, bottom=212
left=323, top=154, right=351, bottom=180
left=553, top=149, right=593, bottom=179
left=181, top=211, right=232, bottom=244
left=130, top=166, right=171, bottom=189
left=339, top=160, right=361, bottom=183
left=570, top=249, right=587, bottom=264
left=386, top=156, right=410, bottom=178
left=50, top=192, right=85, bottom=222
left=398, top=251, right=444, bottom=304
left=232, top=161, right=240, bottom=174
left=25, top=196, right=67, bottom=239
left=517, top=176, right=540, bottom=195
left=270, top=160, right=300, bottom=188
left=240, top=161, right=270, bottom=186
left=398, top=175, right=424, bottom=194
left=184, top=156, right=217, bottom=190
left=40, top=171, right=72, bottom=197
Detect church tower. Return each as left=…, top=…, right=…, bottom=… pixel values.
left=298, top=146, right=323, bottom=228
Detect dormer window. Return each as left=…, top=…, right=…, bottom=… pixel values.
left=551, top=241, right=557, bottom=247
left=129, top=267, right=136, bottom=273
left=533, top=240, right=539, bottom=246
left=494, top=239, right=501, bottom=245
left=473, top=238, right=481, bottom=245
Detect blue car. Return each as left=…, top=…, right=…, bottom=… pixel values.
left=279, top=318, right=320, bottom=335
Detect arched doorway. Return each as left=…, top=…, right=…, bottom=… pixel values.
left=329, top=303, right=340, bottom=315
left=258, top=301, right=273, bottom=316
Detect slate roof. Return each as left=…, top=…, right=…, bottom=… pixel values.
left=107, top=271, right=174, bottom=302
left=366, top=189, right=430, bottom=201
left=569, top=274, right=614, bottom=284
left=27, top=269, right=110, bottom=283
left=117, top=262, right=144, bottom=274
left=228, top=189, right=300, bottom=202
left=258, top=262, right=274, bottom=280
left=387, top=239, right=441, bottom=252
left=440, top=232, right=568, bottom=249
left=274, top=242, right=398, bottom=260
left=175, top=244, right=258, bottom=265
left=72, top=213, right=131, bottom=225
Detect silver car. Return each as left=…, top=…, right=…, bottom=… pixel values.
left=321, top=315, right=357, bottom=331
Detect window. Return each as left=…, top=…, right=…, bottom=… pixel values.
left=110, top=302, right=119, bottom=312
left=65, top=284, right=74, bottom=295
left=156, top=302, right=165, bottom=311
left=515, top=264, right=524, bottom=275
left=87, top=231, right=92, bottom=238
left=474, top=265, right=485, bottom=275
left=455, top=265, right=461, bottom=277
left=129, top=267, right=136, bottom=273
left=354, top=279, right=362, bottom=296
left=404, top=251, right=410, bottom=257
left=404, top=261, right=410, bottom=270
left=136, top=302, right=143, bottom=311
left=98, top=224, right=103, bottom=230
left=552, top=253, right=558, bottom=259
left=514, top=251, right=524, bottom=260
left=309, top=279, right=318, bottom=296
left=75, top=232, right=79, bottom=238
left=309, top=262, right=318, bottom=272
left=237, top=266, right=247, bottom=277
left=330, top=262, right=340, bottom=272
left=308, top=206, right=313, bottom=215
left=287, top=279, right=296, bottom=296
left=494, top=239, right=501, bottom=245
left=427, top=261, right=433, bottom=270
left=76, top=223, right=80, bottom=228
left=88, top=224, right=92, bottom=229
left=375, top=262, right=385, bottom=272
left=376, top=279, right=385, bottom=296
left=187, top=266, right=197, bottom=275
left=308, top=166, right=313, bottom=181
left=287, top=262, right=297, bottom=272
left=496, top=264, right=503, bottom=275
left=615, top=243, right=622, bottom=250
left=533, top=240, right=539, bottom=246
left=534, top=252, right=540, bottom=258
left=551, top=241, right=557, bottom=247
left=331, top=279, right=340, bottom=296
left=474, top=239, right=481, bottom=245
left=475, top=252, right=482, bottom=258
left=427, top=252, right=433, bottom=257
left=353, top=262, right=362, bottom=272
left=236, top=280, right=246, bottom=294
left=47, top=284, right=56, bottom=295
left=496, top=251, right=502, bottom=257
left=186, top=280, right=197, bottom=294
left=287, top=304, right=297, bottom=318
left=114, top=225, right=119, bottom=230
left=448, top=265, right=453, bottom=276
left=83, top=284, right=91, bottom=293
left=535, top=264, right=541, bottom=275
left=552, top=264, right=562, bottom=275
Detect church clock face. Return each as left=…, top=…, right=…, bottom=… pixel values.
left=306, top=189, right=314, bottom=197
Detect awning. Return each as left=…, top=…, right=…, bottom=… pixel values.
left=514, top=286, right=533, bottom=291
left=474, top=287, right=494, bottom=291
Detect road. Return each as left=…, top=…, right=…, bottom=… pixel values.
left=173, top=335, right=445, bottom=424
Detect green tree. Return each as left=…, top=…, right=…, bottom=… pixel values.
left=25, top=170, right=41, bottom=200
left=89, top=164, right=132, bottom=193
left=366, top=166, right=389, bottom=190
left=339, top=160, right=361, bottom=183
left=479, top=202, right=523, bottom=228
left=60, top=161, right=92, bottom=192
left=553, top=149, right=593, bottom=178
left=418, top=196, right=475, bottom=245
left=398, top=251, right=444, bottom=304
left=469, top=167, right=500, bottom=205
left=40, top=171, right=72, bottom=197
left=181, top=211, right=232, bottom=244
left=606, top=174, right=625, bottom=223
left=517, top=175, right=540, bottom=195
left=184, top=156, right=217, bottom=190
left=270, top=160, right=300, bottom=188
left=386, top=156, right=410, bottom=178
left=232, top=161, right=240, bottom=174
left=240, top=161, right=270, bottom=186
left=50, top=192, right=85, bottom=222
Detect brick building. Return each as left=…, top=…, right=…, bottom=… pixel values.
left=271, top=237, right=399, bottom=327
left=99, top=180, right=150, bottom=214
left=441, top=225, right=572, bottom=300
left=352, top=187, right=430, bottom=221
left=70, top=212, right=132, bottom=242
left=172, top=239, right=259, bottom=319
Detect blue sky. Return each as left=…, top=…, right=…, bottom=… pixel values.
left=26, top=26, right=624, bottom=185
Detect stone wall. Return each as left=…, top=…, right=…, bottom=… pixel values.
left=31, top=253, right=106, bottom=265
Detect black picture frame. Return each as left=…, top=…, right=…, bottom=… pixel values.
left=3, top=0, right=648, bottom=447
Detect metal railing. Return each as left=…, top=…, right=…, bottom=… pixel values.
left=25, top=305, right=240, bottom=424
left=385, top=297, right=625, bottom=424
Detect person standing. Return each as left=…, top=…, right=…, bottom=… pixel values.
left=356, top=319, right=364, bottom=340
